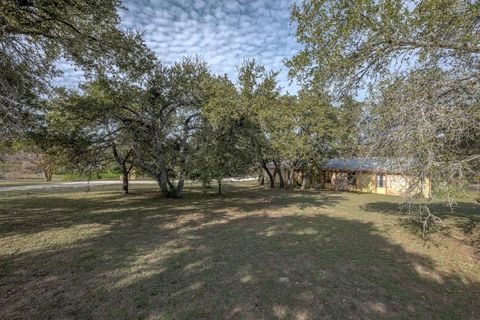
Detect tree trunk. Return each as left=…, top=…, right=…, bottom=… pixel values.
left=111, top=144, right=134, bottom=195
left=301, top=170, right=310, bottom=190
left=274, top=161, right=285, bottom=188
left=176, top=178, right=185, bottom=197
left=288, top=169, right=295, bottom=188
left=121, top=168, right=129, bottom=194
left=258, top=172, right=265, bottom=186
left=217, top=179, right=222, bottom=195
left=131, top=147, right=172, bottom=197
left=174, top=114, right=196, bottom=198
left=287, top=160, right=298, bottom=188
left=43, top=167, right=53, bottom=181
left=156, top=171, right=170, bottom=197
left=261, top=160, right=275, bottom=188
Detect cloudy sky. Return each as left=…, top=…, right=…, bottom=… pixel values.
left=57, top=0, right=302, bottom=93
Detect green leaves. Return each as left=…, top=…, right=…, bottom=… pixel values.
left=0, top=0, right=154, bottom=141
left=287, top=0, right=480, bottom=92
left=287, top=0, right=479, bottom=227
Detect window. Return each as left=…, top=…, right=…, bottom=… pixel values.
left=377, top=174, right=385, bottom=188
left=324, top=171, right=332, bottom=183
left=347, top=172, right=356, bottom=185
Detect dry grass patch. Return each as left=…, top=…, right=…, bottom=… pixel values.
left=0, top=183, right=479, bottom=319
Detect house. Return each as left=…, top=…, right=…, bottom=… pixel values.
left=319, top=158, right=431, bottom=197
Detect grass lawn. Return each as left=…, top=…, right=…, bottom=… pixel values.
left=0, top=179, right=58, bottom=187
left=0, top=182, right=479, bottom=319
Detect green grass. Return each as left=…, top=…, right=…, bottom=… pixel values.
left=0, top=176, right=154, bottom=187
left=62, top=170, right=121, bottom=181
left=0, top=178, right=61, bottom=187
left=0, top=182, right=479, bottom=319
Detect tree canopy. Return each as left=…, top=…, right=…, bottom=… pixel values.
left=288, top=0, right=480, bottom=92
left=0, top=0, right=153, bottom=140
left=288, top=0, right=480, bottom=229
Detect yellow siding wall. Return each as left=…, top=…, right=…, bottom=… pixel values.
left=324, top=171, right=431, bottom=198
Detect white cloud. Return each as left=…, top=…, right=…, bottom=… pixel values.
left=55, top=0, right=301, bottom=93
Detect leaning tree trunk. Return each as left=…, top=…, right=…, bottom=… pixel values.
left=131, top=146, right=172, bottom=197
left=261, top=160, right=275, bottom=188
left=175, top=158, right=189, bottom=197
left=176, top=174, right=186, bottom=198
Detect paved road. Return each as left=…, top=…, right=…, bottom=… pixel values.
left=0, top=178, right=256, bottom=192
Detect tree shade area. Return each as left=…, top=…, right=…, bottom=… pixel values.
left=0, top=1, right=479, bottom=318
left=0, top=184, right=479, bottom=319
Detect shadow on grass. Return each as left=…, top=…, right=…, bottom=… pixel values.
left=0, top=185, right=345, bottom=237
left=362, top=200, right=480, bottom=221
left=0, top=185, right=479, bottom=319
left=362, top=200, right=480, bottom=237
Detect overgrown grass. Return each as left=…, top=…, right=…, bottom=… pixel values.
left=0, top=183, right=478, bottom=319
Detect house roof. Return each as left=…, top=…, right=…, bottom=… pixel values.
left=321, top=158, right=404, bottom=173
left=261, top=158, right=406, bottom=174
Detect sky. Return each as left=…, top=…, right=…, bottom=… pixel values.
left=56, top=0, right=302, bottom=93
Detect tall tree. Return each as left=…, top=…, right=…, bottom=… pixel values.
left=40, top=80, right=140, bottom=194
left=0, top=0, right=153, bottom=140
left=193, top=75, right=255, bottom=194
left=366, top=69, right=480, bottom=230
left=237, top=59, right=281, bottom=188
left=288, top=0, right=480, bottom=229
left=120, top=58, right=211, bottom=197
left=293, top=89, right=341, bottom=189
